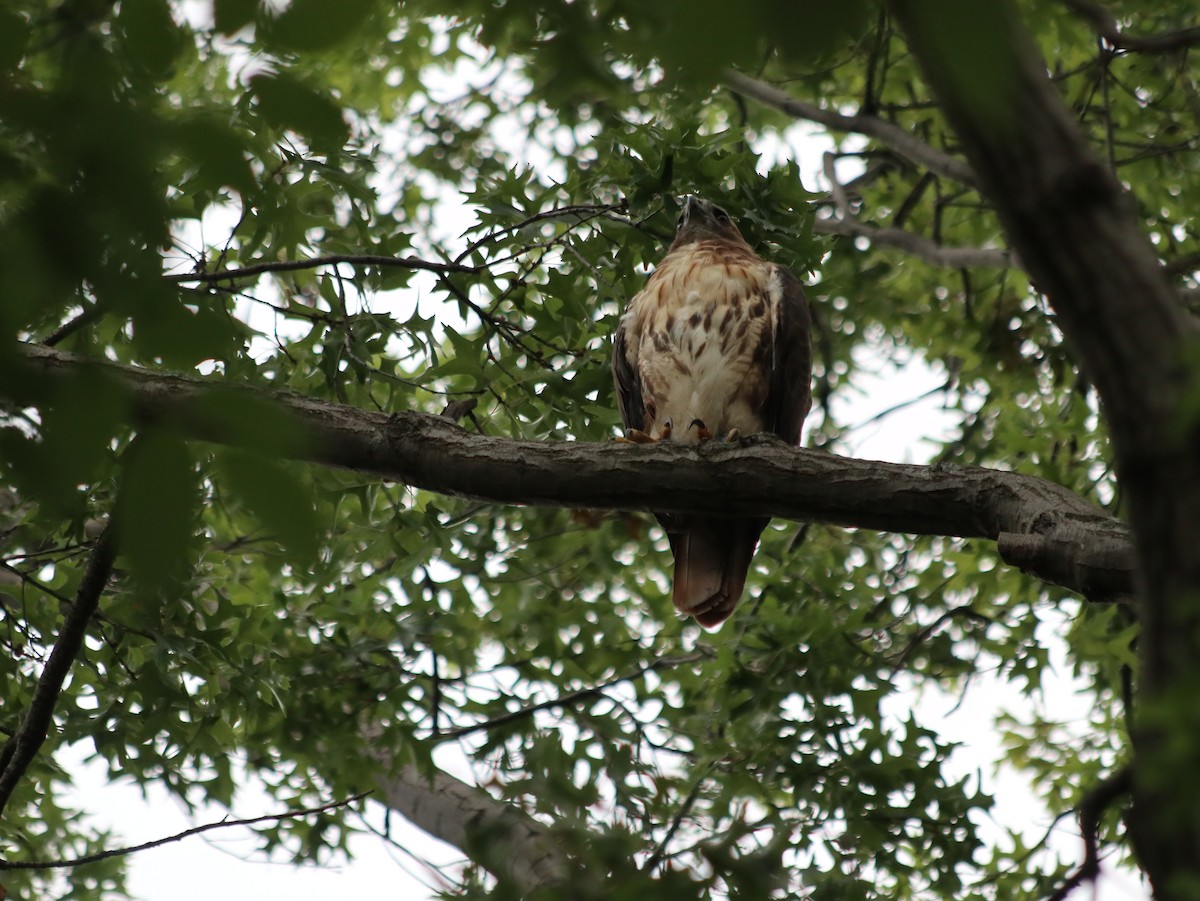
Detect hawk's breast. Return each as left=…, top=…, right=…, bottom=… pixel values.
left=622, top=243, right=782, bottom=444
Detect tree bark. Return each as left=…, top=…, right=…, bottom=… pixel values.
left=10, top=343, right=1132, bottom=604
left=886, top=1, right=1200, bottom=895
left=361, top=734, right=570, bottom=895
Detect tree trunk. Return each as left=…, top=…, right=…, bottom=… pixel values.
left=886, top=1, right=1200, bottom=895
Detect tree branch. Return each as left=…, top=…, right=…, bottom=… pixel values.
left=0, top=792, right=370, bottom=870
left=0, top=526, right=116, bottom=818
left=42, top=301, right=106, bottom=347
left=164, top=252, right=482, bottom=284
left=10, top=344, right=1134, bottom=604
left=363, top=748, right=569, bottom=895
left=815, top=214, right=1016, bottom=269
left=436, top=650, right=712, bottom=742
left=724, top=70, right=978, bottom=186
left=1046, top=766, right=1132, bottom=901
left=1060, top=0, right=1200, bottom=52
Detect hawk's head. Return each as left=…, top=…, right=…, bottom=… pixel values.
left=669, top=195, right=750, bottom=251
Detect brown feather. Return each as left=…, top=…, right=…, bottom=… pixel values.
left=667, top=516, right=768, bottom=627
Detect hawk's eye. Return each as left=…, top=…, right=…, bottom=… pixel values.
left=714, top=208, right=731, bottom=224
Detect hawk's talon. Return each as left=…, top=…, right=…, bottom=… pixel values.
left=658, top=420, right=673, bottom=441
left=723, top=428, right=742, bottom=443
left=618, top=428, right=656, bottom=444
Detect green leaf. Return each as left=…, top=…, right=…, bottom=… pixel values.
left=171, top=115, right=256, bottom=196
left=0, top=8, right=30, bottom=70
left=117, top=0, right=185, bottom=79
left=215, top=449, right=320, bottom=564
left=116, top=432, right=199, bottom=594
left=214, top=0, right=258, bottom=35
left=37, top=366, right=129, bottom=513
left=263, top=0, right=376, bottom=51
left=131, top=294, right=241, bottom=366
left=250, top=72, right=348, bottom=149
left=191, top=388, right=312, bottom=458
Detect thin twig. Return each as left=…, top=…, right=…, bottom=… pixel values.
left=890, top=604, right=994, bottom=672
left=849, top=379, right=954, bottom=431
left=1045, top=766, right=1133, bottom=901
left=823, top=152, right=852, bottom=218
left=452, top=201, right=629, bottom=265
left=165, top=253, right=481, bottom=284
left=42, top=302, right=106, bottom=347
left=0, top=792, right=371, bottom=870
left=434, top=651, right=710, bottom=742
left=0, top=527, right=117, bottom=817
left=645, top=774, right=709, bottom=872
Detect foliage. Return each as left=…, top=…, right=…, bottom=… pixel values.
left=2, top=0, right=1195, bottom=898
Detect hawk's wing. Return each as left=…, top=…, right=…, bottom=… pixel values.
left=611, top=314, right=646, bottom=433
left=763, top=265, right=813, bottom=446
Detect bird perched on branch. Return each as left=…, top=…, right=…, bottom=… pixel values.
left=612, top=195, right=813, bottom=627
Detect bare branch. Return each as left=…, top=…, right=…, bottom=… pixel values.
left=10, top=344, right=1134, bottom=604
left=42, top=302, right=105, bottom=347
left=725, top=69, right=978, bottom=186
left=452, top=200, right=629, bottom=264
left=814, top=154, right=1017, bottom=270
left=164, top=253, right=482, bottom=285
left=1061, top=0, right=1200, bottom=52
left=0, top=792, right=370, bottom=870
left=165, top=203, right=635, bottom=287
left=815, top=214, right=1016, bottom=269
left=436, top=650, right=712, bottom=742
left=0, top=526, right=116, bottom=817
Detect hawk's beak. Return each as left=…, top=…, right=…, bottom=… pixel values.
left=677, top=194, right=699, bottom=225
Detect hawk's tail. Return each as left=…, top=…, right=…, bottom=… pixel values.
left=668, top=517, right=768, bottom=628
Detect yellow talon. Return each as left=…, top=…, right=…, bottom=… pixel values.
left=618, top=428, right=656, bottom=444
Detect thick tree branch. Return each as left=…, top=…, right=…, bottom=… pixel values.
left=725, top=70, right=978, bottom=186
left=0, top=526, right=116, bottom=817
left=1061, top=0, right=1200, bottom=52
left=363, top=746, right=569, bottom=895
left=10, top=344, right=1133, bottom=603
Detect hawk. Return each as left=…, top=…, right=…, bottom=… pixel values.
left=612, top=195, right=813, bottom=627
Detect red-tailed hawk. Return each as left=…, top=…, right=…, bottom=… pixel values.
left=612, top=195, right=813, bottom=627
